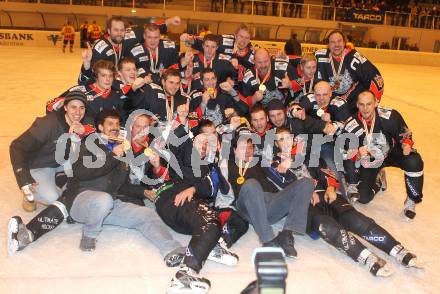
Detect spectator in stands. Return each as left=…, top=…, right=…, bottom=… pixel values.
left=322, top=0, right=332, bottom=20
left=295, top=0, right=304, bottom=18
left=211, top=0, right=220, bottom=12
left=284, top=33, right=302, bottom=57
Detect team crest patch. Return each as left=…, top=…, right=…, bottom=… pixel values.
left=374, top=75, right=384, bottom=88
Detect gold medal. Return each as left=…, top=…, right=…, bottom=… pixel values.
left=144, top=147, right=154, bottom=157
left=256, top=67, right=270, bottom=93
left=240, top=117, right=247, bottom=124
left=330, top=51, right=345, bottom=92
left=122, top=140, right=131, bottom=151
left=237, top=160, right=250, bottom=185
left=207, top=87, right=215, bottom=95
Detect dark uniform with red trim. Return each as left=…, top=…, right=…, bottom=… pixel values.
left=287, top=64, right=314, bottom=104
left=78, top=37, right=149, bottom=85
left=186, top=53, right=238, bottom=91
left=189, top=88, right=244, bottom=126
left=190, top=34, right=255, bottom=70
left=129, top=39, right=179, bottom=84
left=239, top=57, right=293, bottom=109
left=341, top=106, right=424, bottom=205
left=46, top=84, right=127, bottom=121
left=124, top=83, right=188, bottom=122
left=315, top=48, right=384, bottom=113
left=299, top=93, right=351, bottom=123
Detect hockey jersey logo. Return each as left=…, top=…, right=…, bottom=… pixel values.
left=330, top=71, right=354, bottom=94
left=261, top=90, right=284, bottom=106
left=306, top=93, right=316, bottom=103
left=330, top=98, right=345, bottom=107
left=124, top=29, right=136, bottom=40
left=274, top=60, right=288, bottom=71
left=223, top=36, right=234, bottom=47
left=378, top=107, right=392, bottom=119
left=243, top=70, right=254, bottom=83
left=345, top=118, right=359, bottom=133
left=163, top=40, right=176, bottom=49
left=204, top=104, right=224, bottom=126
left=218, top=54, right=231, bottom=61
left=94, top=40, right=108, bottom=54
left=131, top=45, right=144, bottom=56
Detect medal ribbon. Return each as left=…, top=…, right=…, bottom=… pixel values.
left=330, top=52, right=345, bottom=87
left=238, top=160, right=250, bottom=179
left=255, top=67, right=271, bottom=89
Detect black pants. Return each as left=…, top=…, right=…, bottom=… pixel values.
left=307, top=192, right=400, bottom=262
left=345, top=148, right=424, bottom=204
left=155, top=188, right=221, bottom=273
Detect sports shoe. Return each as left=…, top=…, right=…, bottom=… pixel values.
left=167, top=266, right=211, bottom=294
left=207, top=239, right=239, bottom=266
left=164, top=247, right=186, bottom=267
left=391, top=244, right=421, bottom=268
left=263, top=230, right=297, bottom=258
left=358, top=249, right=392, bottom=277
left=403, top=197, right=416, bottom=220
left=79, top=234, right=97, bottom=252
left=376, top=169, right=387, bottom=192
left=8, top=216, right=33, bottom=256
left=347, top=183, right=360, bottom=203
left=22, top=195, right=36, bottom=213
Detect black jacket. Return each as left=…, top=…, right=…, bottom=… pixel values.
left=10, top=110, right=94, bottom=188
left=60, top=133, right=145, bottom=211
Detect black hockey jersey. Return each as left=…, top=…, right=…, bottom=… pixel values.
left=239, top=57, right=293, bottom=108
left=188, top=52, right=238, bottom=91
left=315, top=48, right=384, bottom=112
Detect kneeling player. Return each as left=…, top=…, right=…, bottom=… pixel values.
left=342, top=91, right=424, bottom=219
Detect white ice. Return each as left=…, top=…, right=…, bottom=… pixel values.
left=0, top=47, right=439, bottom=294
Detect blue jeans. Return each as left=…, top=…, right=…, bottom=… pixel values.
left=30, top=166, right=64, bottom=204
left=70, top=190, right=182, bottom=257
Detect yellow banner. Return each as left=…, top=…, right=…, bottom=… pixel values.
left=180, top=39, right=326, bottom=55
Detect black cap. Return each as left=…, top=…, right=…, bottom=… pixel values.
left=174, top=95, right=188, bottom=109
left=64, top=91, right=87, bottom=107
left=266, top=99, right=285, bottom=112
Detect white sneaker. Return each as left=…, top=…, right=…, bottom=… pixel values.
left=207, top=240, right=239, bottom=266
left=7, top=216, right=32, bottom=256
left=167, top=266, right=210, bottom=294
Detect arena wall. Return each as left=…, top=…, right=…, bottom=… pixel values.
left=1, top=2, right=440, bottom=66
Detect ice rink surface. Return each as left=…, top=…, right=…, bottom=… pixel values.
left=0, top=47, right=439, bottom=294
